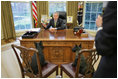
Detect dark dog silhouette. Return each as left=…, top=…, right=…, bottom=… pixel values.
left=72, top=44, right=88, bottom=75
left=72, top=44, right=95, bottom=75
left=31, top=41, right=47, bottom=75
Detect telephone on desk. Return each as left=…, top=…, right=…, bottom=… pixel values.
left=73, top=27, right=85, bottom=36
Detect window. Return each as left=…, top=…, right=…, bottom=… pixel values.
left=49, top=1, right=66, bottom=16
left=84, top=2, right=103, bottom=30
left=11, top=2, right=32, bottom=31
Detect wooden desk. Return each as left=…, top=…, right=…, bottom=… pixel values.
left=20, top=29, right=94, bottom=65
left=66, top=23, right=73, bottom=29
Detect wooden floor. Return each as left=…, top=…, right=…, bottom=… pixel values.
left=1, top=39, right=101, bottom=78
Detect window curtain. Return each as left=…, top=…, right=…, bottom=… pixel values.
left=36, top=1, right=48, bottom=28
left=67, top=1, right=78, bottom=28
left=1, top=1, right=16, bottom=41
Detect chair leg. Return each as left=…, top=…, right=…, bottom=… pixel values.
left=56, top=67, right=58, bottom=76
left=60, top=68, right=63, bottom=78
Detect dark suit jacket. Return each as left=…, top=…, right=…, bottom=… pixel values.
left=93, top=2, right=117, bottom=78
left=44, top=18, right=65, bottom=30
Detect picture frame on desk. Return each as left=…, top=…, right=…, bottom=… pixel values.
left=67, top=16, right=73, bottom=23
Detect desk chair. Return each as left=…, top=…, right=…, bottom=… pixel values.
left=56, top=11, right=67, bottom=29
left=11, top=44, right=58, bottom=78
left=60, top=48, right=99, bottom=78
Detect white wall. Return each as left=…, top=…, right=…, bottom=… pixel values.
left=1, top=47, right=22, bottom=78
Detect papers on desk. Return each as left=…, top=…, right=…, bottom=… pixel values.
left=22, top=28, right=41, bottom=39
left=49, top=26, right=53, bottom=29
left=28, top=28, right=41, bottom=33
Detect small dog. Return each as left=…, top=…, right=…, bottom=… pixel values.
left=72, top=44, right=82, bottom=67
left=72, top=44, right=94, bottom=75
left=72, top=44, right=88, bottom=75
left=31, top=41, right=47, bottom=75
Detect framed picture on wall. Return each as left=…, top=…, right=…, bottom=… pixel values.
left=67, top=16, right=73, bottom=23
left=41, top=15, right=47, bottom=23
left=41, top=15, right=52, bottom=23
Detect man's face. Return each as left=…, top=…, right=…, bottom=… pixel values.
left=53, top=13, right=59, bottom=21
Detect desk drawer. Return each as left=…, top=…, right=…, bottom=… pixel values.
left=45, top=47, right=71, bottom=62
left=50, top=47, right=64, bottom=62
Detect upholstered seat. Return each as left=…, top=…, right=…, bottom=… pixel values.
left=11, top=44, right=58, bottom=78
left=42, top=62, right=58, bottom=77
left=60, top=48, right=99, bottom=78
left=61, top=63, right=83, bottom=78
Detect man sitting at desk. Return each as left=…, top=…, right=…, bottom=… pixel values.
left=42, top=12, right=65, bottom=32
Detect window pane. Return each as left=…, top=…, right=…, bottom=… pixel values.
left=98, top=3, right=103, bottom=12
left=86, top=3, right=91, bottom=12
left=84, top=2, right=103, bottom=30
left=90, top=22, right=95, bottom=30
left=85, top=13, right=90, bottom=21
left=91, top=13, right=96, bottom=21
left=91, top=3, right=97, bottom=12
left=49, top=1, right=66, bottom=16
left=95, top=26, right=97, bottom=30
left=11, top=2, right=32, bottom=31
left=84, top=22, right=89, bottom=29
